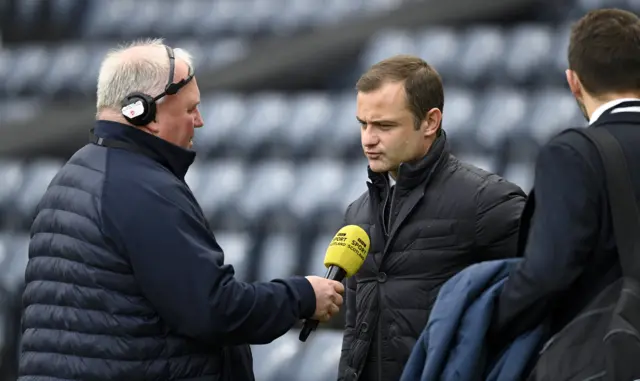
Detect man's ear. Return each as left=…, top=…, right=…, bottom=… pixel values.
left=420, top=108, right=442, bottom=137
left=566, top=69, right=583, bottom=100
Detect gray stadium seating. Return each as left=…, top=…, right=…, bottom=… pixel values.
left=255, top=233, right=299, bottom=282
left=213, top=230, right=253, bottom=281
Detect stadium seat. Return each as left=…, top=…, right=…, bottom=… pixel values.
left=321, top=93, right=361, bottom=159
left=502, top=162, right=535, bottom=193
left=441, top=88, right=479, bottom=153
left=252, top=330, right=304, bottom=381
left=415, top=27, right=461, bottom=84
left=280, top=93, right=335, bottom=158
left=255, top=233, right=299, bottom=282
left=0, top=48, right=13, bottom=97
left=289, top=160, right=346, bottom=221
left=525, top=88, right=584, bottom=145
left=307, top=0, right=367, bottom=27
left=0, top=235, right=7, bottom=273
left=456, top=26, right=506, bottom=86
left=226, top=93, right=290, bottom=158
left=501, top=24, right=554, bottom=85
left=184, top=162, right=206, bottom=196
left=213, top=231, right=253, bottom=281
left=76, top=44, right=112, bottom=96
left=546, top=23, right=572, bottom=85
left=475, top=88, right=528, bottom=152
left=236, top=161, right=297, bottom=227
left=289, top=329, right=344, bottom=381
left=81, top=0, right=132, bottom=39
left=50, top=0, right=84, bottom=26
left=0, top=233, right=26, bottom=379
left=4, top=46, right=50, bottom=97
left=194, top=0, right=248, bottom=37
left=195, top=93, right=247, bottom=157
left=194, top=159, right=246, bottom=229
left=268, top=0, right=318, bottom=34
left=338, top=163, right=369, bottom=212
left=153, top=0, right=199, bottom=38
left=0, top=234, right=29, bottom=295
left=360, top=29, right=418, bottom=69
left=8, top=159, right=63, bottom=230
left=306, top=233, right=336, bottom=276
left=0, top=161, right=25, bottom=226
left=40, top=45, right=90, bottom=96
left=203, top=38, right=250, bottom=70
left=0, top=98, right=44, bottom=127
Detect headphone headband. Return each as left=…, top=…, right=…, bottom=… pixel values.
left=121, top=45, right=195, bottom=126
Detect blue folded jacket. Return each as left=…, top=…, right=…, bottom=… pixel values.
left=400, top=259, right=545, bottom=381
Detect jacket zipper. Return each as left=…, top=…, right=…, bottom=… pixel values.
left=378, top=175, right=395, bottom=381
left=381, top=176, right=391, bottom=237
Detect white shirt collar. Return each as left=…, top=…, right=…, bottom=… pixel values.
left=589, top=98, right=640, bottom=125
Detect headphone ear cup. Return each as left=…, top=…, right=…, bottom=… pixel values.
left=121, top=92, right=156, bottom=126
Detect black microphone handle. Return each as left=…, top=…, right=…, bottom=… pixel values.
left=299, top=265, right=347, bottom=342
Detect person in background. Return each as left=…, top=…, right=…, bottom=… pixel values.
left=337, top=55, right=526, bottom=381
left=492, top=7, right=640, bottom=354
left=18, top=38, right=344, bottom=381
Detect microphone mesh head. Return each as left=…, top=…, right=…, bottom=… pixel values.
left=323, top=225, right=370, bottom=277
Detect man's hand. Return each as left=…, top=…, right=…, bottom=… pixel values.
left=305, top=276, right=345, bottom=322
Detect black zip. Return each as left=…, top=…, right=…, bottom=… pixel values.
left=378, top=171, right=399, bottom=381
left=381, top=176, right=391, bottom=237
left=387, top=179, right=396, bottom=237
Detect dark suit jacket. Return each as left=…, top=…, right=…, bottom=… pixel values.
left=493, top=99, right=640, bottom=344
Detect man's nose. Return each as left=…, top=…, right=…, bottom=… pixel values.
left=361, top=127, right=379, bottom=147
left=194, top=109, right=204, bottom=128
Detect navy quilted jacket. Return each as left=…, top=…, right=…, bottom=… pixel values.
left=19, top=120, right=316, bottom=381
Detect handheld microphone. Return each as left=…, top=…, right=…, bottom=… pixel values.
left=299, top=225, right=370, bottom=342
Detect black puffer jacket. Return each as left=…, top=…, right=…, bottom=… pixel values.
left=337, top=134, right=526, bottom=381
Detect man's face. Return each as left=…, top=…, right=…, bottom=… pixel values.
left=154, top=61, right=203, bottom=150
left=357, top=81, right=432, bottom=175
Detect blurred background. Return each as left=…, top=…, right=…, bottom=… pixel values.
left=0, top=0, right=639, bottom=380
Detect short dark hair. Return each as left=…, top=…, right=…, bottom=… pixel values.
left=569, top=8, right=640, bottom=96
left=356, top=55, right=444, bottom=130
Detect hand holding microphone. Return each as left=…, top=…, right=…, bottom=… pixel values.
left=300, top=225, right=371, bottom=342
left=305, top=276, right=344, bottom=322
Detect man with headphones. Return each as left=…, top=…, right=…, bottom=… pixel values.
left=18, top=38, right=344, bottom=381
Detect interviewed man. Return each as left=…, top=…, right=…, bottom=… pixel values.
left=18, top=39, right=343, bottom=381
left=337, top=55, right=526, bottom=381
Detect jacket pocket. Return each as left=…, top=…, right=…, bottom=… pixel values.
left=405, top=219, right=459, bottom=250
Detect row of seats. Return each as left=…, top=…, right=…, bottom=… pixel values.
left=360, top=24, right=574, bottom=87
left=0, top=38, right=249, bottom=99
left=0, top=155, right=532, bottom=233
left=0, top=88, right=537, bottom=163
left=192, top=88, right=584, bottom=159
left=5, top=0, right=410, bottom=42
left=0, top=22, right=586, bottom=99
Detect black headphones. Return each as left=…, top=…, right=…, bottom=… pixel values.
left=121, top=45, right=195, bottom=126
